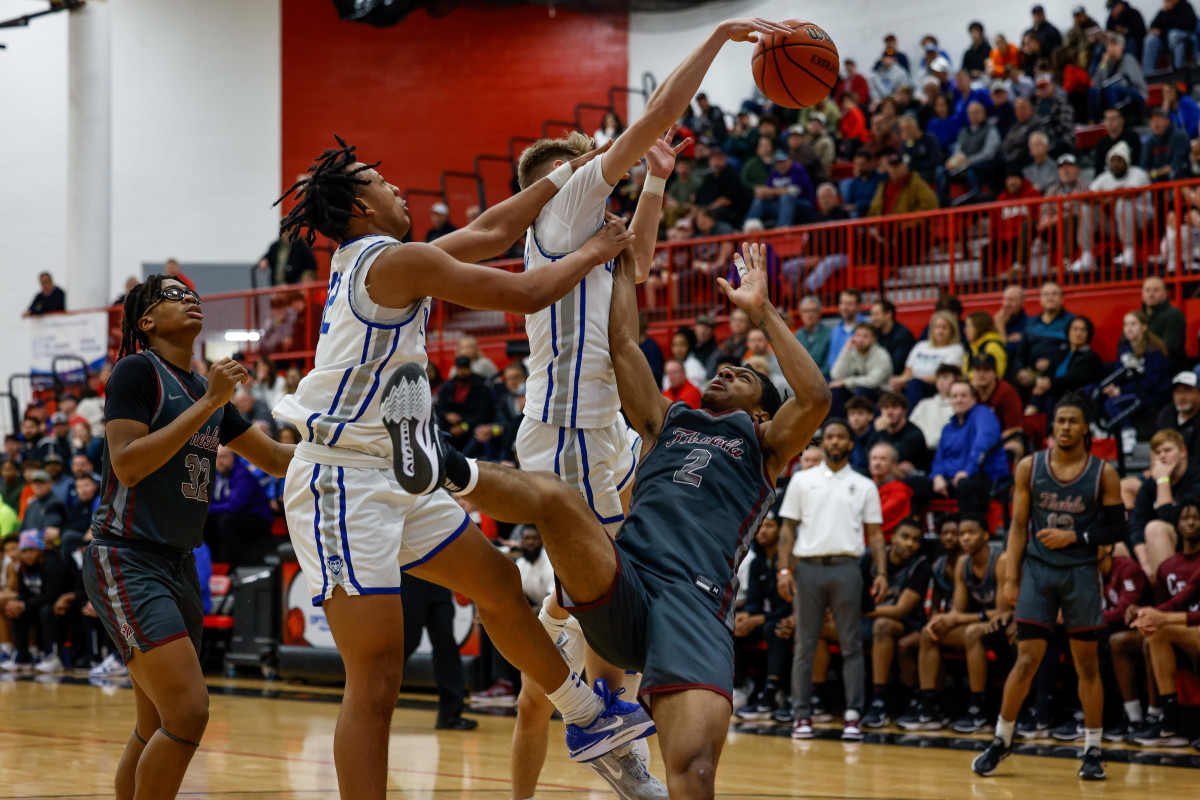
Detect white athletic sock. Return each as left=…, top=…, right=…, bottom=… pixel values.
left=1084, top=727, right=1102, bottom=751
left=996, top=716, right=1015, bottom=746
left=538, top=597, right=568, bottom=634
left=547, top=672, right=604, bottom=726
left=1148, top=704, right=1163, bottom=718
left=1124, top=700, right=1143, bottom=724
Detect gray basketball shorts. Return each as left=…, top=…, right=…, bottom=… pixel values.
left=1015, top=557, right=1105, bottom=641
left=82, top=540, right=204, bottom=664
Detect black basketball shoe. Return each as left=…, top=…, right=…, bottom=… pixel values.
left=971, top=737, right=1013, bottom=776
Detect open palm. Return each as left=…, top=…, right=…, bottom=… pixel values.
left=716, top=243, right=769, bottom=315
left=718, top=18, right=794, bottom=43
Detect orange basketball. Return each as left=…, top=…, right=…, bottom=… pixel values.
left=751, top=20, right=839, bottom=109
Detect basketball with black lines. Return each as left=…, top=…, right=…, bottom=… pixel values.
left=751, top=20, right=839, bottom=109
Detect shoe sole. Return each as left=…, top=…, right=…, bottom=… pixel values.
left=735, top=711, right=774, bottom=721
left=468, top=696, right=517, bottom=706
left=381, top=364, right=441, bottom=495
left=1134, top=736, right=1189, bottom=747
left=1079, top=766, right=1107, bottom=781
left=583, top=754, right=669, bottom=800
left=862, top=718, right=890, bottom=729
left=1052, top=732, right=1084, bottom=742
left=791, top=731, right=814, bottom=739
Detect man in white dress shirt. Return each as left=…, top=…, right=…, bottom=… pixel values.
left=777, top=419, right=888, bottom=741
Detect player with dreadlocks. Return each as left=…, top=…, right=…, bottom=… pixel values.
left=973, top=392, right=1126, bottom=781
left=82, top=276, right=294, bottom=800
left=270, top=136, right=644, bottom=800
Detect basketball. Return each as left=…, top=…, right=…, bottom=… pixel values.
left=751, top=20, right=839, bottom=109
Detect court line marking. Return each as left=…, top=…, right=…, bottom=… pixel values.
left=0, top=728, right=594, bottom=793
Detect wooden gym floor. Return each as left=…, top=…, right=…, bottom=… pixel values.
left=1, top=675, right=1197, bottom=799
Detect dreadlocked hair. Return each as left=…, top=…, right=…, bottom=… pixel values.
left=118, top=274, right=167, bottom=359
left=274, top=135, right=380, bottom=246
left=1054, top=391, right=1095, bottom=450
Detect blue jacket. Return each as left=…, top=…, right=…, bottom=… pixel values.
left=1170, top=95, right=1200, bottom=139
left=209, top=458, right=272, bottom=520
left=932, top=404, right=1008, bottom=481
left=827, top=319, right=859, bottom=373
left=841, top=171, right=884, bottom=218
left=928, top=115, right=963, bottom=151
left=1115, top=342, right=1171, bottom=412
left=1022, top=309, right=1075, bottom=369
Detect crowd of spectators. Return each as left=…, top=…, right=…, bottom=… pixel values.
left=597, top=2, right=1200, bottom=295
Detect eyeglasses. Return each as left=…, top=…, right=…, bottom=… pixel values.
left=141, top=286, right=201, bottom=318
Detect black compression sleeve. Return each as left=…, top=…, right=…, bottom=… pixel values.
left=1079, top=504, right=1128, bottom=547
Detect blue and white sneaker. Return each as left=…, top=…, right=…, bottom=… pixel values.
left=89, top=652, right=129, bottom=679
left=566, top=679, right=657, bottom=763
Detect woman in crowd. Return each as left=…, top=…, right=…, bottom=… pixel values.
left=1162, top=82, right=1200, bottom=139
left=1027, top=315, right=1105, bottom=415
left=250, top=357, right=287, bottom=411
left=962, top=311, right=1008, bottom=378
left=1102, top=310, right=1170, bottom=435
left=926, top=93, right=962, bottom=154
left=593, top=111, right=624, bottom=148
left=71, top=420, right=104, bottom=464
left=890, top=310, right=965, bottom=408
left=667, top=327, right=709, bottom=390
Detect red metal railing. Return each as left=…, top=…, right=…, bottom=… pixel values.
left=82, top=177, right=1200, bottom=371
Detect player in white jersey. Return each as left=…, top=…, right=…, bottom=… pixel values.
left=271, top=136, right=641, bottom=800
left=504, top=17, right=794, bottom=800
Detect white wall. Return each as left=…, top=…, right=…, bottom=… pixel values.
left=0, top=0, right=280, bottom=389
left=0, top=2, right=70, bottom=391
left=629, top=0, right=1115, bottom=116
left=110, top=0, right=280, bottom=296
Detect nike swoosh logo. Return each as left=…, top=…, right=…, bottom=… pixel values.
left=168, top=394, right=182, bottom=400
left=596, top=758, right=623, bottom=780
left=586, top=716, right=625, bottom=734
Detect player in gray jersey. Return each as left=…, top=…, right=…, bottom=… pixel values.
left=973, top=394, right=1126, bottom=781
left=382, top=243, right=830, bottom=799
left=83, top=276, right=294, bottom=800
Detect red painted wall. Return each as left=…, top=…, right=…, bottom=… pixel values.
left=282, top=0, right=629, bottom=243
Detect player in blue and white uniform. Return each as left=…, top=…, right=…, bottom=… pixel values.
left=382, top=242, right=831, bottom=799
left=506, top=17, right=792, bottom=800
left=272, top=136, right=641, bottom=800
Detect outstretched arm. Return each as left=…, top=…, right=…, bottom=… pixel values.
left=226, top=426, right=295, bottom=478
left=600, top=18, right=792, bottom=185
left=365, top=218, right=632, bottom=314
left=720, top=244, right=832, bottom=479
left=610, top=248, right=671, bottom=443
left=433, top=144, right=611, bottom=263
left=628, top=136, right=690, bottom=283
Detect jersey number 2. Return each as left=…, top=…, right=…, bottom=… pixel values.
left=673, top=449, right=712, bottom=488
left=182, top=454, right=211, bottom=502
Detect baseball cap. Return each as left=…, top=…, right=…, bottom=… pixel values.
left=51, top=411, right=68, bottom=425
left=809, top=111, right=827, bottom=125
left=773, top=150, right=791, bottom=162
left=454, top=355, right=472, bottom=368
left=18, top=529, right=45, bottom=551
left=990, top=80, right=1009, bottom=93
left=695, top=314, right=716, bottom=327
left=1072, top=4, right=1086, bottom=14
left=928, top=56, right=951, bottom=73
left=1057, top=153, right=1078, bottom=165
left=788, top=123, right=805, bottom=135
left=970, top=354, right=999, bottom=372
left=1032, top=4, right=1045, bottom=13
left=1036, top=72, right=1055, bottom=86
left=43, top=453, right=63, bottom=464
left=431, top=202, right=449, bottom=215
left=29, top=469, right=51, bottom=483
left=1172, top=371, right=1199, bottom=388
left=924, top=42, right=939, bottom=52
left=885, top=152, right=911, bottom=166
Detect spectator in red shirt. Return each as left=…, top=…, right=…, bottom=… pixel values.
left=868, top=441, right=914, bottom=541
left=662, top=359, right=702, bottom=409
left=836, top=60, right=872, bottom=109
left=839, top=93, right=870, bottom=158
left=988, top=165, right=1043, bottom=279
left=164, top=258, right=196, bottom=291
left=969, top=354, right=1025, bottom=460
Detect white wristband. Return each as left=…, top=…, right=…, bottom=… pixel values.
left=642, top=175, right=667, bottom=196
left=548, top=162, right=573, bottom=190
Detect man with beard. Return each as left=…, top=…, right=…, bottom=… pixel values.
left=778, top=419, right=888, bottom=741
left=1155, top=372, right=1200, bottom=455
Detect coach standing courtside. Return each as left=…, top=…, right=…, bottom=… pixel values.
left=777, top=419, right=889, bottom=741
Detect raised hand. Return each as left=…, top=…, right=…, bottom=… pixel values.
left=716, top=242, right=770, bottom=318
left=717, top=18, right=794, bottom=43
left=205, top=357, right=249, bottom=408
left=644, top=134, right=692, bottom=179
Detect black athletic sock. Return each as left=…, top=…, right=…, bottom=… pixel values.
left=439, top=433, right=475, bottom=494
left=919, top=689, right=937, bottom=710
left=969, top=691, right=986, bottom=710
left=874, top=684, right=888, bottom=700
left=1161, top=693, right=1180, bottom=730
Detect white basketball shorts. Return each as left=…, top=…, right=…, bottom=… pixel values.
left=284, top=455, right=469, bottom=606
left=515, top=416, right=641, bottom=528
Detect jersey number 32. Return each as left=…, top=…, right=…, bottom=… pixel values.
left=182, top=454, right=212, bottom=502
